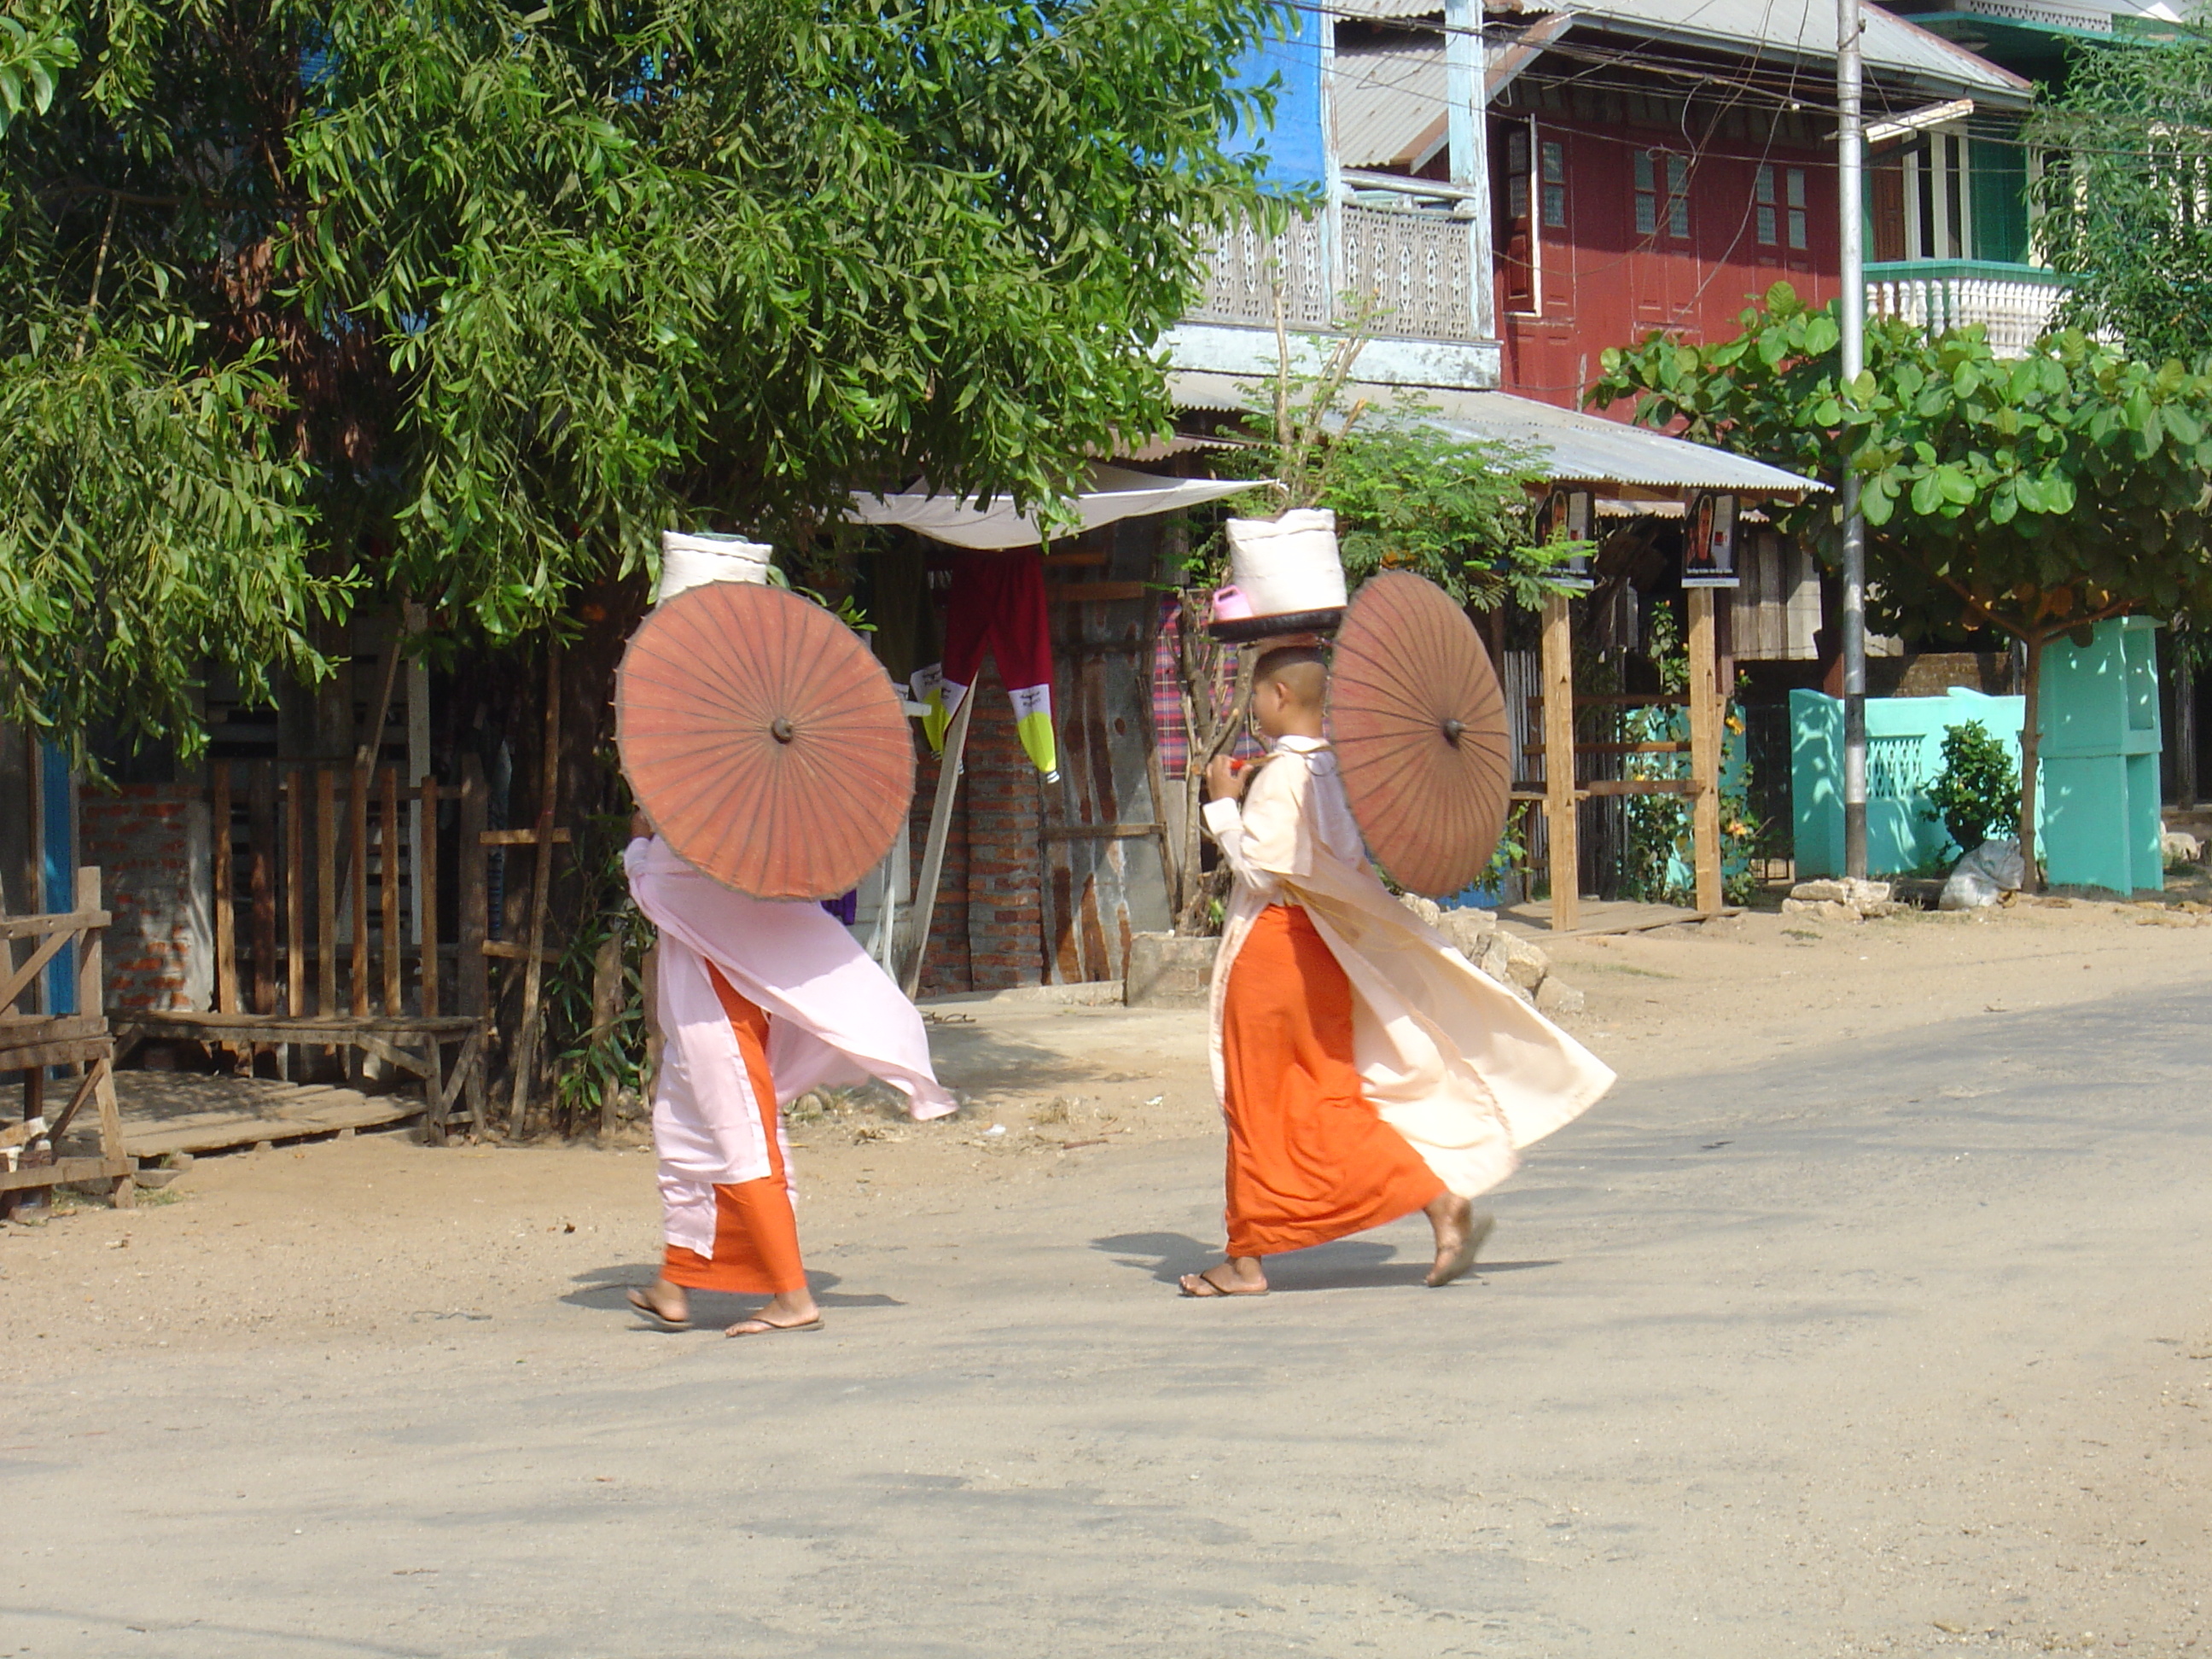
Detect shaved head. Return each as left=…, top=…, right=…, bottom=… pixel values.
left=1253, top=644, right=1328, bottom=711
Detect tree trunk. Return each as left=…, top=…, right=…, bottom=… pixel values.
left=2017, top=630, right=2044, bottom=894
left=2175, top=652, right=2198, bottom=808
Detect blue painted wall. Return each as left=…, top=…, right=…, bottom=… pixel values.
left=1227, top=7, right=1327, bottom=190
left=41, top=740, right=73, bottom=1015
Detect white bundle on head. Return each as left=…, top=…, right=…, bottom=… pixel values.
left=1223, top=509, right=1347, bottom=619
left=655, top=531, right=774, bottom=604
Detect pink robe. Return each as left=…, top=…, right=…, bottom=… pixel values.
left=625, top=836, right=954, bottom=1257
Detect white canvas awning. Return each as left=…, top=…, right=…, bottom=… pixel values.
left=847, top=463, right=1266, bottom=550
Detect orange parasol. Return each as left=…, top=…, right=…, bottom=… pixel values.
left=1326, top=571, right=1511, bottom=899
left=616, top=581, right=914, bottom=901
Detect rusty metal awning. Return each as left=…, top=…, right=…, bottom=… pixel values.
left=1170, top=373, right=1823, bottom=499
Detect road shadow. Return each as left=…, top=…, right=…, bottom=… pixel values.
left=563, top=1264, right=903, bottom=1330
left=1091, top=1231, right=1557, bottom=1293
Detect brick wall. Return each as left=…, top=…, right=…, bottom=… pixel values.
left=79, top=785, right=212, bottom=1014
left=910, top=662, right=1046, bottom=996
left=961, top=662, right=1044, bottom=992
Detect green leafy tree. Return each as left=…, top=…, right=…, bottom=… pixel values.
left=2029, top=24, right=2212, bottom=364
left=1589, top=282, right=2212, bottom=885
left=1923, top=719, right=2020, bottom=857
left=2, top=0, right=1291, bottom=755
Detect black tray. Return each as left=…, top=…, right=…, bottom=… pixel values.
left=1206, top=607, right=1346, bottom=643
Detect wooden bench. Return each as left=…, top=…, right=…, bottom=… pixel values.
left=114, top=1011, right=486, bottom=1143
left=2, top=868, right=134, bottom=1211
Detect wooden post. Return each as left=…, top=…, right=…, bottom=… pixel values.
left=246, top=764, right=277, bottom=1074
left=212, top=763, right=236, bottom=1019
left=457, top=754, right=488, bottom=1020
left=506, top=642, right=562, bottom=1137
left=591, top=932, right=623, bottom=1142
left=1687, top=585, right=1724, bottom=915
left=1540, top=594, right=1580, bottom=932
left=74, top=865, right=103, bottom=1027
left=380, top=766, right=403, bottom=1016
left=900, top=689, right=976, bottom=999
left=418, top=776, right=440, bottom=1018
left=349, top=765, right=370, bottom=1022
left=76, top=865, right=131, bottom=1210
left=316, top=768, right=338, bottom=1077
left=283, top=771, right=305, bottom=1019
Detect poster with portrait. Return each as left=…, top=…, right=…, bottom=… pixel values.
left=1681, top=492, right=1740, bottom=588
left=1537, top=487, right=1595, bottom=591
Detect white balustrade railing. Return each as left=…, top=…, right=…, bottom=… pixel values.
left=1865, top=262, right=2073, bottom=358
left=1186, top=199, right=1480, bottom=344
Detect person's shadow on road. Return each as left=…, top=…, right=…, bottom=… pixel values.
left=1091, top=1231, right=1558, bottom=1292
left=562, top=1264, right=904, bottom=1331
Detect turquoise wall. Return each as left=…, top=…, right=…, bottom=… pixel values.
left=1791, top=620, right=2164, bottom=892
left=1791, top=686, right=2033, bottom=877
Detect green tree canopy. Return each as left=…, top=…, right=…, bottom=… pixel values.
left=1590, top=283, right=2212, bottom=880
left=2029, top=22, right=2212, bottom=364
left=2, top=0, right=1290, bottom=756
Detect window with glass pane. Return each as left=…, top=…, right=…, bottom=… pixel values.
left=1755, top=164, right=1778, bottom=245
left=1667, top=154, right=1690, bottom=237
left=1785, top=169, right=1808, bottom=248
left=1634, top=150, right=1657, bottom=236
left=1540, top=137, right=1568, bottom=229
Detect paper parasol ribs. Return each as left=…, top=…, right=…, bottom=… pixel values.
left=1326, top=572, right=1512, bottom=899
left=616, top=582, right=915, bottom=902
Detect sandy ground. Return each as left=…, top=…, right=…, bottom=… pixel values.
left=2, top=895, right=2209, bottom=1656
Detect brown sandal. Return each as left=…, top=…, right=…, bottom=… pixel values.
left=1179, top=1267, right=1267, bottom=1298
left=626, top=1286, right=690, bottom=1330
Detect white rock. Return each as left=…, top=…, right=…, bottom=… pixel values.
left=1399, top=894, right=1444, bottom=929
left=1789, top=879, right=1852, bottom=904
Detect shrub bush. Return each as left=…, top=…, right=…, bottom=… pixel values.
left=1923, top=720, right=2018, bottom=855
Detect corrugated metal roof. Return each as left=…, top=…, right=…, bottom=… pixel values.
left=1170, top=372, right=1824, bottom=495
left=1332, top=42, right=1448, bottom=169
left=1553, top=0, right=2032, bottom=100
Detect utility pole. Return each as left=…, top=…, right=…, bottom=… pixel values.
left=1837, top=0, right=1869, bottom=879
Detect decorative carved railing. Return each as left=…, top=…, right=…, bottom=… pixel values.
left=1186, top=201, right=1480, bottom=344
left=1189, top=215, right=1330, bottom=332
left=1866, top=260, right=2074, bottom=358
left=1338, top=201, right=1478, bottom=343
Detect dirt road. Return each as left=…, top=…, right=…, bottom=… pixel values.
left=3, top=900, right=2209, bottom=1656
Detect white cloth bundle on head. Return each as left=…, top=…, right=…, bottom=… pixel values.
left=1223, top=509, right=1347, bottom=619
left=655, top=531, right=773, bottom=604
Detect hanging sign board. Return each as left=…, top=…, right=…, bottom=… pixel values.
left=1682, top=492, right=1741, bottom=588
left=1537, top=487, right=1596, bottom=591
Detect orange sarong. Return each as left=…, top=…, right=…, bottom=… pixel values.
left=1221, top=904, right=1446, bottom=1258
left=660, top=965, right=808, bottom=1295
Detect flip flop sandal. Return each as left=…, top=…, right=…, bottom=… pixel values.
left=626, top=1286, right=690, bottom=1330
left=1179, top=1268, right=1267, bottom=1298
left=725, top=1315, right=825, bottom=1339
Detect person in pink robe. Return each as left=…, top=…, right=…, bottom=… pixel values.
left=622, top=828, right=954, bottom=1336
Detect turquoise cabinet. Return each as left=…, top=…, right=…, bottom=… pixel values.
left=2039, top=617, right=2163, bottom=895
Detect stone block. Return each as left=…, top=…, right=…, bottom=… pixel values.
left=1534, top=977, right=1586, bottom=1018
left=1439, top=908, right=1498, bottom=958
left=1124, top=932, right=1220, bottom=1009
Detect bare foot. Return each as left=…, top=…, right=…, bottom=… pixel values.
left=1179, top=1258, right=1268, bottom=1297
left=725, top=1289, right=823, bottom=1337
left=627, top=1278, right=690, bottom=1328
left=1425, top=1196, right=1494, bottom=1288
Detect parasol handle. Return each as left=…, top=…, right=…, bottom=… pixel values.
left=1441, top=719, right=1464, bottom=746
left=770, top=717, right=795, bottom=744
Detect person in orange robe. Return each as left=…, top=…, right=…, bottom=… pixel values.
left=1181, top=646, right=1613, bottom=1298
left=621, top=817, right=955, bottom=1336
